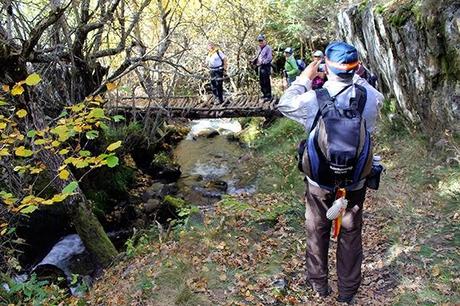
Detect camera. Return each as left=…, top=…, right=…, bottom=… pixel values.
left=317, top=63, right=326, bottom=72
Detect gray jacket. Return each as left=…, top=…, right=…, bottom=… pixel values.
left=277, top=74, right=384, bottom=133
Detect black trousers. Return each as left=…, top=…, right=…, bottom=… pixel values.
left=304, top=181, right=366, bottom=298
left=258, top=64, right=272, bottom=99
left=210, top=69, right=224, bottom=103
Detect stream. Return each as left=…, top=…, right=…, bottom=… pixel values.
left=175, top=119, right=257, bottom=208
left=14, top=118, right=259, bottom=292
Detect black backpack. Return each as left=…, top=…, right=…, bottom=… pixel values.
left=298, top=84, right=373, bottom=189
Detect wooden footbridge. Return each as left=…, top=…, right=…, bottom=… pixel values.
left=106, top=95, right=281, bottom=119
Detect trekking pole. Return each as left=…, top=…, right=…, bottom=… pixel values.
left=326, top=188, right=347, bottom=239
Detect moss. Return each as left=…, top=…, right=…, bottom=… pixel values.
left=71, top=202, right=117, bottom=267
left=164, top=195, right=187, bottom=209
left=374, top=4, right=385, bottom=15
left=384, top=0, right=416, bottom=27
left=358, top=0, right=369, bottom=14
left=236, top=117, right=264, bottom=146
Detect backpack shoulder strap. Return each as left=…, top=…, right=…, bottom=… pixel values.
left=310, top=88, right=332, bottom=130
left=216, top=51, right=224, bottom=67
left=354, top=84, right=367, bottom=114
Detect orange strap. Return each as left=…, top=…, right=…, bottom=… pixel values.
left=326, top=58, right=359, bottom=71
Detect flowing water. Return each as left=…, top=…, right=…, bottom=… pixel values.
left=174, top=118, right=258, bottom=208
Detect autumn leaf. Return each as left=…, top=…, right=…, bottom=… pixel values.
left=0, top=148, right=9, bottom=156
left=2, top=84, right=10, bottom=92
left=25, top=73, right=42, bottom=86
left=107, top=141, right=122, bottom=151
left=59, top=169, right=70, bottom=180
left=15, top=146, right=33, bottom=157
left=16, top=109, right=28, bottom=118
left=106, top=82, right=118, bottom=91
left=11, top=84, right=24, bottom=96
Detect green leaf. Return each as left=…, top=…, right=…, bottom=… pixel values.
left=62, top=181, right=78, bottom=194
left=20, top=205, right=38, bottom=214
left=0, top=100, right=8, bottom=106
left=79, top=150, right=91, bottom=157
left=99, top=122, right=109, bottom=131
left=88, top=108, right=105, bottom=119
left=106, top=155, right=119, bottom=168
left=85, top=130, right=99, bottom=140
left=59, top=110, right=68, bottom=117
left=112, top=115, right=125, bottom=122
left=27, top=130, right=36, bottom=138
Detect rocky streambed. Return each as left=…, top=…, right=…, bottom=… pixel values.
left=12, top=118, right=261, bottom=292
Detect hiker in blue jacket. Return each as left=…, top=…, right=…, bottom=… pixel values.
left=277, top=42, right=383, bottom=304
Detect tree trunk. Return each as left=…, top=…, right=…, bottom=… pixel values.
left=70, top=201, right=118, bottom=267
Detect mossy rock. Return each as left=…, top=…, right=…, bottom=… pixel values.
left=164, top=195, right=187, bottom=209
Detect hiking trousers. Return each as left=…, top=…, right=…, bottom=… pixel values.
left=210, top=68, right=224, bottom=103
left=304, top=180, right=366, bottom=298
left=258, top=64, right=272, bottom=99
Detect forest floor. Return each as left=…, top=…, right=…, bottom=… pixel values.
left=83, top=118, right=460, bottom=306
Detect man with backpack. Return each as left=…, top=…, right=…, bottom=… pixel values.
left=206, top=42, right=228, bottom=104
left=277, top=42, right=383, bottom=304
left=252, top=34, right=273, bottom=101
left=283, top=47, right=300, bottom=87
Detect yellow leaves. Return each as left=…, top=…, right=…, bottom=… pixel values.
left=0, top=122, right=6, bottom=129
left=2, top=73, right=41, bottom=98
left=70, top=103, right=85, bottom=113
left=25, top=73, right=41, bottom=86
left=107, top=141, right=122, bottom=152
left=59, top=148, right=69, bottom=155
left=15, top=146, right=33, bottom=157
left=34, top=138, right=48, bottom=145
left=52, top=125, right=70, bottom=141
left=16, top=109, right=27, bottom=118
left=50, top=193, right=68, bottom=203
left=0, top=148, right=9, bottom=156
left=59, top=169, right=70, bottom=180
left=11, top=84, right=24, bottom=96
left=106, top=82, right=118, bottom=91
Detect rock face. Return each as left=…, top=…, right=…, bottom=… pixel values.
left=337, top=1, right=460, bottom=135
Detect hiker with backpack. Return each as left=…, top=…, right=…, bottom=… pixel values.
left=277, top=42, right=384, bottom=304
left=283, top=47, right=300, bottom=87
left=206, top=42, right=228, bottom=104
left=251, top=34, right=273, bottom=101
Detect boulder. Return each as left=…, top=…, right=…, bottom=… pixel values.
left=143, top=199, right=161, bottom=214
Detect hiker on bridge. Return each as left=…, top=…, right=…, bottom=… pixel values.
left=277, top=42, right=384, bottom=304
left=206, top=42, right=228, bottom=104
left=252, top=34, right=273, bottom=101
left=283, top=47, right=300, bottom=87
